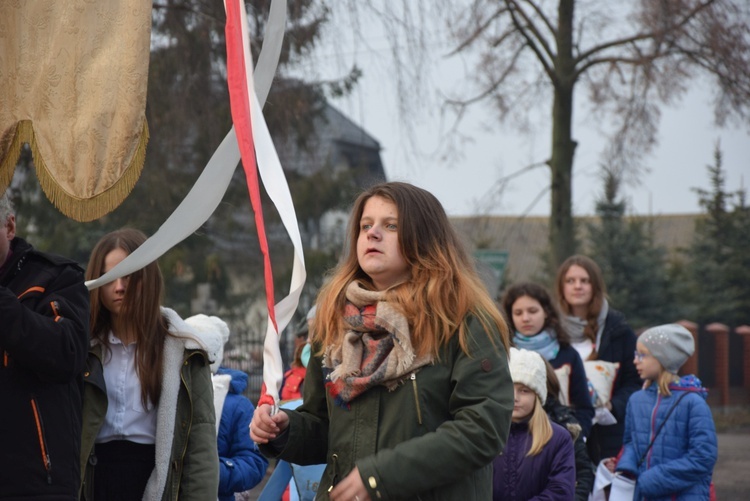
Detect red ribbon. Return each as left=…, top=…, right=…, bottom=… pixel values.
left=224, top=0, right=278, bottom=333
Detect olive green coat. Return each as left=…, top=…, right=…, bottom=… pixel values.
left=261, top=315, right=513, bottom=500
left=80, top=308, right=219, bottom=501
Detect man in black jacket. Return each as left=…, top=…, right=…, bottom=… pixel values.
left=0, top=190, right=89, bottom=499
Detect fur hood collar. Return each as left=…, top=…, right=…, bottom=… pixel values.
left=161, top=307, right=222, bottom=365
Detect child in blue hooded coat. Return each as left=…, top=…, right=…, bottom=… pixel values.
left=616, top=324, right=717, bottom=500
left=187, top=314, right=269, bottom=501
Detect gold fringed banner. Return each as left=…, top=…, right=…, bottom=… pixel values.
left=0, top=0, right=152, bottom=222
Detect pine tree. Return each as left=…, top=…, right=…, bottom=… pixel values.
left=684, top=146, right=750, bottom=325
left=587, top=168, right=675, bottom=329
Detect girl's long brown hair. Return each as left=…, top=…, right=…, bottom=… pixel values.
left=555, top=255, right=607, bottom=354
left=501, top=282, right=571, bottom=346
left=86, top=228, right=170, bottom=407
left=312, top=182, right=510, bottom=358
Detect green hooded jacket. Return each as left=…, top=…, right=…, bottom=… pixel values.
left=261, top=315, right=513, bottom=500
left=79, top=308, right=219, bottom=500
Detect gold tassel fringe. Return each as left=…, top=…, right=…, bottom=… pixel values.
left=0, top=119, right=149, bottom=222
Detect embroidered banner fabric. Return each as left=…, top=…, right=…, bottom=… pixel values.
left=0, top=0, right=151, bottom=221
left=84, top=0, right=304, bottom=405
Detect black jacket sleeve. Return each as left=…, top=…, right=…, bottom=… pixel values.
left=604, top=313, right=640, bottom=423
left=0, top=262, right=89, bottom=382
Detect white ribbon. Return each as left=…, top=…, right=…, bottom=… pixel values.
left=226, top=0, right=305, bottom=404
left=85, top=0, right=288, bottom=291
left=86, top=0, right=303, bottom=406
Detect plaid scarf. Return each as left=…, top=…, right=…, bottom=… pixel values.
left=324, top=281, right=433, bottom=406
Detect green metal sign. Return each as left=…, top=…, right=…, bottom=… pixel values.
left=473, top=249, right=509, bottom=282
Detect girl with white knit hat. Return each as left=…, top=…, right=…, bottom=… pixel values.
left=493, top=348, right=576, bottom=500
left=614, top=324, right=717, bottom=500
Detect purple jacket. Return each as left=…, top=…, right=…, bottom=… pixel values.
left=493, top=420, right=576, bottom=500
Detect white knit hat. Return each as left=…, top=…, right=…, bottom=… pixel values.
left=509, top=347, right=547, bottom=402
left=185, top=314, right=230, bottom=373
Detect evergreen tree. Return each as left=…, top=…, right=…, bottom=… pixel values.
left=587, top=168, right=675, bottom=329
left=726, top=189, right=750, bottom=323
left=683, top=146, right=750, bottom=326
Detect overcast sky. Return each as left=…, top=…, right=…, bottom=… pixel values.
left=297, top=5, right=750, bottom=217
left=350, top=80, right=749, bottom=217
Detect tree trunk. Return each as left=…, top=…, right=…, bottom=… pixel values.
left=549, top=0, right=577, bottom=268
left=549, top=85, right=576, bottom=267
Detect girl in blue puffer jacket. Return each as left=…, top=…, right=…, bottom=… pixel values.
left=616, top=324, right=717, bottom=500
left=185, top=314, right=269, bottom=501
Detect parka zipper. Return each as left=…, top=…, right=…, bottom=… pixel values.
left=30, top=397, right=52, bottom=484
left=411, top=372, right=422, bottom=425
left=330, top=452, right=340, bottom=487
left=49, top=300, right=61, bottom=321
left=173, top=353, right=199, bottom=493
left=646, top=394, right=663, bottom=468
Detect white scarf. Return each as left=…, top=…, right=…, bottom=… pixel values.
left=561, top=299, right=609, bottom=358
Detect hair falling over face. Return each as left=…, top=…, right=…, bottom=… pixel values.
left=86, top=228, right=169, bottom=408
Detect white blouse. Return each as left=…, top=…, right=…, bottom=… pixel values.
left=96, top=331, right=158, bottom=444
left=571, top=338, right=594, bottom=362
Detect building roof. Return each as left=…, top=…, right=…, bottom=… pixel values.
left=451, top=213, right=699, bottom=284
left=275, top=102, right=385, bottom=184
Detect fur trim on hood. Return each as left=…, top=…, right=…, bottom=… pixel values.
left=142, top=307, right=220, bottom=500
left=162, top=307, right=222, bottom=364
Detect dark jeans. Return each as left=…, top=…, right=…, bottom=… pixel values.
left=93, top=440, right=155, bottom=500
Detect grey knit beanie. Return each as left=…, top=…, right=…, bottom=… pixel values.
left=639, top=324, right=695, bottom=374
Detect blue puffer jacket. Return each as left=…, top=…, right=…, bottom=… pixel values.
left=216, top=367, right=269, bottom=501
left=617, top=375, right=717, bottom=500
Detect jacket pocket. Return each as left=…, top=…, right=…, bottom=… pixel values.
left=30, top=396, right=53, bottom=484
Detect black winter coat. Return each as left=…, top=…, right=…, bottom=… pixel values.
left=0, top=237, right=89, bottom=499
left=586, top=309, right=641, bottom=463
left=545, top=396, right=595, bottom=501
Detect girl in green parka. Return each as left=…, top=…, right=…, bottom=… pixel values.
left=251, top=182, right=514, bottom=501
left=80, top=229, right=219, bottom=500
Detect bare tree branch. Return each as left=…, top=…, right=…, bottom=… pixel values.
left=574, top=0, right=717, bottom=73
left=504, top=0, right=556, bottom=81
left=445, top=44, right=526, bottom=108
left=524, top=0, right=557, bottom=37
left=448, top=5, right=510, bottom=55
left=345, top=0, right=750, bottom=265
